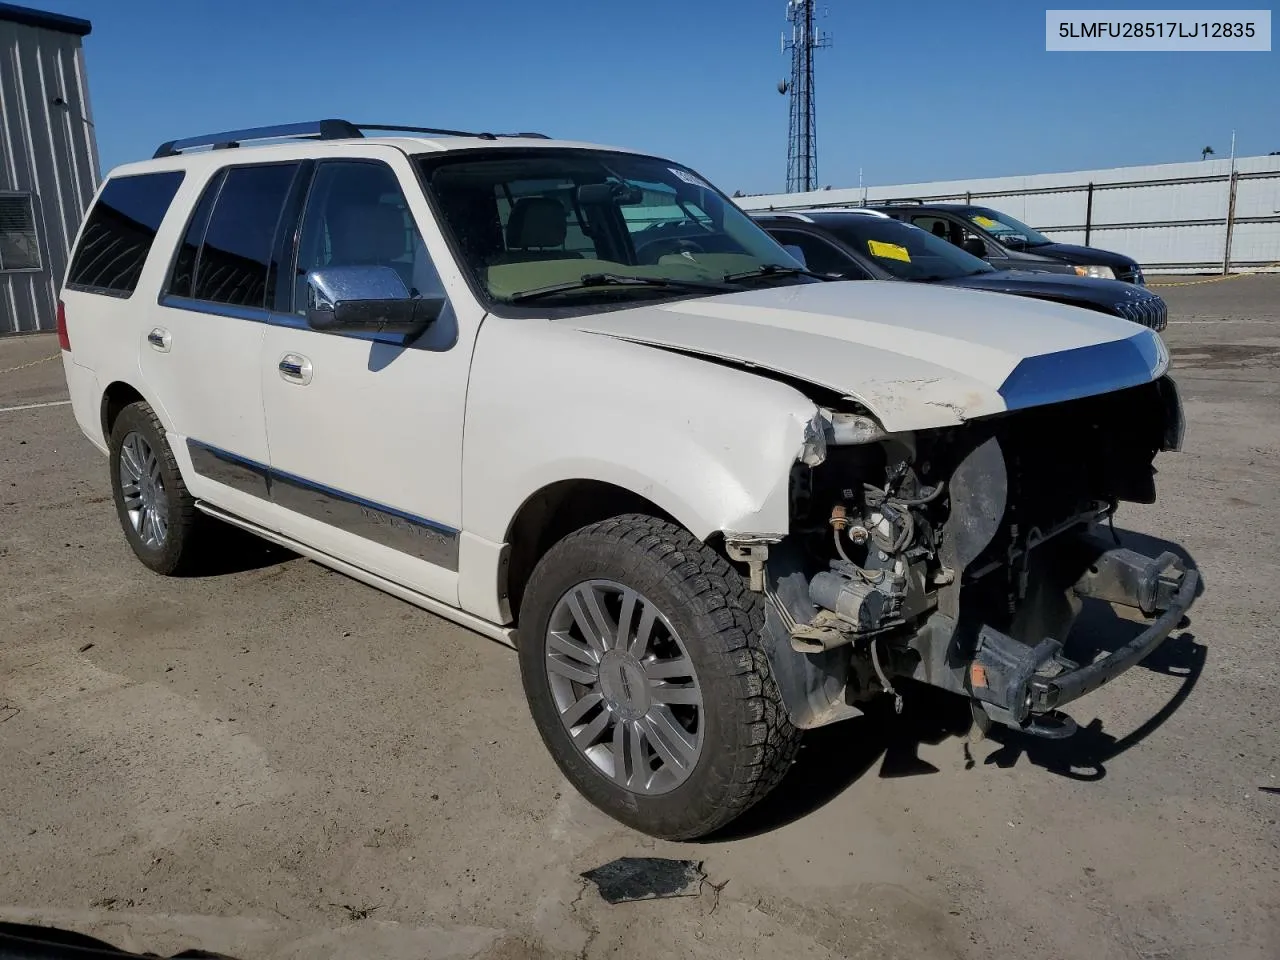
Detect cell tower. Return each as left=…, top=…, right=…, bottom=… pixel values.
left=778, top=0, right=829, bottom=193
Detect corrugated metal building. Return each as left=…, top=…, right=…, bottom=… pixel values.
left=0, top=2, right=97, bottom=334
left=737, top=155, right=1280, bottom=274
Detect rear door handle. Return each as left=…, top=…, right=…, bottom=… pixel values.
left=278, top=353, right=313, bottom=385
left=147, top=327, right=171, bottom=352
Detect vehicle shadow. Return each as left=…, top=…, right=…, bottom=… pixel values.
left=181, top=524, right=297, bottom=578
left=706, top=527, right=1205, bottom=839
left=0, top=921, right=241, bottom=959
left=705, top=685, right=972, bottom=842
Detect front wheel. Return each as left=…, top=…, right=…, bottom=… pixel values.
left=518, top=514, right=801, bottom=839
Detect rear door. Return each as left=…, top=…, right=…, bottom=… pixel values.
left=60, top=170, right=187, bottom=449
left=139, top=161, right=302, bottom=527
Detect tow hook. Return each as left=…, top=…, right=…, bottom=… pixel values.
left=725, top=535, right=780, bottom=592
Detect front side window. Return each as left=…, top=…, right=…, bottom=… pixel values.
left=293, top=161, right=443, bottom=314
left=173, top=163, right=299, bottom=308
left=909, top=216, right=959, bottom=245
left=67, top=171, right=185, bottom=295
left=825, top=217, right=994, bottom=281
left=769, top=228, right=863, bottom=278
left=421, top=149, right=805, bottom=308
left=966, top=208, right=1052, bottom=247
left=0, top=193, right=41, bottom=271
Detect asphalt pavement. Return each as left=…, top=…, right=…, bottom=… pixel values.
left=1, top=277, right=1277, bottom=960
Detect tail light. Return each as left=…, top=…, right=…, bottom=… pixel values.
left=56, top=300, right=70, bottom=351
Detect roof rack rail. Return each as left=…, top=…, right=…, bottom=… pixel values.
left=876, top=198, right=924, bottom=206
left=153, top=119, right=551, bottom=159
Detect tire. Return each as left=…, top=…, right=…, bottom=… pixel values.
left=518, top=514, right=801, bottom=839
left=108, top=401, right=205, bottom=575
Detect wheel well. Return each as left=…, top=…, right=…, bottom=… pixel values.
left=503, top=480, right=677, bottom=624
left=100, top=382, right=145, bottom=444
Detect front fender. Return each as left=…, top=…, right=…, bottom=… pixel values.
left=462, top=317, right=816, bottom=543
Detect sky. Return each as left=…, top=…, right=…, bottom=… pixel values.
left=30, top=0, right=1280, bottom=195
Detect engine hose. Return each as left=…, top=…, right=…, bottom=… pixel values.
left=892, top=509, right=914, bottom=553
left=888, top=480, right=947, bottom=507
left=871, top=635, right=903, bottom=714
left=833, top=526, right=854, bottom=565
left=870, top=507, right=915, bottom=555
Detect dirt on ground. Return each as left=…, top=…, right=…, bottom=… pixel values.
left=1, top=277, right=1277, bottom=960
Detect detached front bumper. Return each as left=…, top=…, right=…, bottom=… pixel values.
left=967, top=538, right=1198, bottom=732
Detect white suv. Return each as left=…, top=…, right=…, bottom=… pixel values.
left=59, top=120, right=1196, bottom=839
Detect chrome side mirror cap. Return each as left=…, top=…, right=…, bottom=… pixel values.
left=305, top=265, right=443, bottom=337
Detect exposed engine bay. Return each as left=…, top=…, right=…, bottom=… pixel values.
left=745, top=375, right=1198, bottom=737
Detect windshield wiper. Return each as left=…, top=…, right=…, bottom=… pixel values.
left=507, top=273, right=736, bottom=303
left=721, top=263, right=837, bottom=283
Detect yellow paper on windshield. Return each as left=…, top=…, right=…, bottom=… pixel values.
left=973, top=215, right=998, bottom=228
left=867, top=240, right=911, bottom=263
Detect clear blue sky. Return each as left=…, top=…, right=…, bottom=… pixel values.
left=35, top=0, right=1280, bottom=194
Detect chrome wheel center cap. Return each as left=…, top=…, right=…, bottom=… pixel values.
left=598, top=651, right=650, bottom=720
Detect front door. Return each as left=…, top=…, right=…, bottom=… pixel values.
left=259, top=156, right=473, bottom=604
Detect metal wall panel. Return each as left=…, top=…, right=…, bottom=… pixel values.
left=0, top=18, right=98, bottom=333
left=737, top=155, right=1280, bottom=274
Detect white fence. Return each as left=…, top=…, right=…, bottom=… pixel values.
left=734, top=155, right=1280, bottom=274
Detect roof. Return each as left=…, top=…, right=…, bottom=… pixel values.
left=105, top=134, right=643, bottom=180
left=0, top=2, right=92, bottom=36
left=869, top=202, right=978, bottom=211
left=754, top=208, right=890, bottom=221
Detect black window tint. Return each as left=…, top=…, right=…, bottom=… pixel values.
left=293, top=161, right=442, bottom=314
left=771, top=229, right=858, bottom=277
left=67, top=171, right=184, bottom=295
left=193, top=164, right=298, bottom=307
left=167, top=171, right=223, bottom=298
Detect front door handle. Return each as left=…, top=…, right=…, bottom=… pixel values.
left=278, top=353, right=313, bottom=385
left=147, top=327, right=172, bottom=352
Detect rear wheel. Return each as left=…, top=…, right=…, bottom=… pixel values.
left=108, top=401, right=205, bottom=575
left=518, top=514, right=801, bottom=839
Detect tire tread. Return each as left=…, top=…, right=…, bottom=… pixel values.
left=524, top=513, right=801, bottom=838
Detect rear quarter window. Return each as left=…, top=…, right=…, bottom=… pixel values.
left=66, top=171, right=185, bottom=297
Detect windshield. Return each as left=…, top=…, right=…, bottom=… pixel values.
left=419, top=149, right=806, bottom=306
left=825, top=216, right=994, bottom=281
left=966, top=208, right=1052, bottom=247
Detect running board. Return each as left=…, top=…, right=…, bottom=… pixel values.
left=194, top=500, right=516, bottom=648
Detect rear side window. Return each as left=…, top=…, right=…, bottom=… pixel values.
left=167, top=171, right=222, bottom=299
left=173, top=163, right=299, bottom=309
left=66, top=171, right=184, bottom=296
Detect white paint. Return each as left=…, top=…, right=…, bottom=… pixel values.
left=59, top=133, right=1171, bottom=634
left=0, top=399, right=71, bottom=413
left=567, top=279, right=1154, bottom=431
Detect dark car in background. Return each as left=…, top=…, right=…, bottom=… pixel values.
left=867, top=201, right=1146, bottom=286
left=754, top=209, right=1167, bottom=331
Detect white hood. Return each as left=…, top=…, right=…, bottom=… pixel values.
left=565, top=280, right=1168, bottom=432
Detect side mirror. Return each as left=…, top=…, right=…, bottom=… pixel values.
left=305, top=265, right=443, bottom=338
left=782, top=244, right=808, bottom=268
left=961, top=238, right=988, bottom=259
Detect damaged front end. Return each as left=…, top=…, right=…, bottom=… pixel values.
left=744, top=375, right=1198, bottom=737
